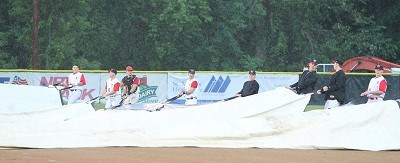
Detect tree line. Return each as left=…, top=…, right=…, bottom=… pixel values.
left=0, top=0, right=399, bottom=71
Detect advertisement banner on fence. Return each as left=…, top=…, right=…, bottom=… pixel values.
left=100, top=72, right=168, bottom=103
left=0, top=72, right=168, bottom=104
left=167, top=73, right=298, bottom=104
left=1, top=71, right=296, bottom=105
left=34, top=73, right=101, bottom=103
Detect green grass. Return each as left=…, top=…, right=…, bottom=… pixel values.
left=304, top=105, right=323, bottom=112
left=92, top=102, right=105, bottom=110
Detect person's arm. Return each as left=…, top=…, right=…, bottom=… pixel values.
left=75, top=74, right=86, bottom=86
left=121, top=77, right=127, bottom=96
left=236, top=81, right=249, bottom=97
left=327, top=72, right=346, bottom=92
left=100, top=84, right=107, bottom=97
left=185, top=81, right=198, bottom=95
left=236, top=86, right=244, bottom=97
left=298, top=72, right=317, bottom=89
left=129, top=77, right=140, bottom=94
left=248, top=81, right=259, bottom=95
left=108, top=82, right=120, bottom=96
left=361, top=79, right=387, bottom=96
left=290, top=82, right=298, bottom=88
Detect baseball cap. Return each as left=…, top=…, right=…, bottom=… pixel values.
left=375, top=64, right=384, bottom=70
left=126, top=66, right=133, bottom=71
left=332, top=59, right=344, bottom=66
left=249, top=70, right=256, bottom=75
left=109, top=69, right=117, bottom=75
left=309, top=59, right=318, bottom=65
left=188, top=69, right=195, bottom=74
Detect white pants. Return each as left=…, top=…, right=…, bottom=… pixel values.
left=185, top=98, right=197, bottom=105
left=123, top=93, right=138, bottom=105
left=324, top=99, right=340, bottom=110
left=105, top=96, right=122, bottom=109
left=367, top=98, right=383, bottom=103
left=68, top=90, right=82, bottom=105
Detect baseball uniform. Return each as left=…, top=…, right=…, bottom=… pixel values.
left=67, top=72, right=86, bottom=104
left=366, top=76, right=387, bottom=103
left=104, top=78, right=122, bottom=109
left=184, top=78, right=198, bottom=105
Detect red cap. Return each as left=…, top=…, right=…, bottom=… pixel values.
left=126, top=66, right=133, bottom=71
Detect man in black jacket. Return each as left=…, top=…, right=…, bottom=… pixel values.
left=317, top=59, right=346, bottom=110
left=236, top=70, right=259, bottom=97
left=288, top=59, right=318, bottom=94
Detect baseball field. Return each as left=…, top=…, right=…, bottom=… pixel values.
left=1, top=147, right=400, bottom=162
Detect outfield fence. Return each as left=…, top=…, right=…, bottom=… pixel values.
left=0, top=70, right=398, bottom=105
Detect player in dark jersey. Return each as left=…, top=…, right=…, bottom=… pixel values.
left=121, top=66, right=140, bottom=105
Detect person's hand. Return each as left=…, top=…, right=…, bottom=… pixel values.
left=317, top=90, right=322, bottom=94
left=323, top=86, right=328, bottom=92
left=123, top=94, right=127, bottom=99
left=360, top=91, right=368, bottom=96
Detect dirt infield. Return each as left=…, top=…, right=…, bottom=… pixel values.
left=1, top=147, right=399, bottom=163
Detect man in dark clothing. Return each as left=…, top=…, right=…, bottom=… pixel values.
left=236, top=70, right=259, bottom=97
left=121, top=66, right=140, bottom=105
left=317, top=59, right=346, bottom=110
left=288, top=59, right=318, bottom=94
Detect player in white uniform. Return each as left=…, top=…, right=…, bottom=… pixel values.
left=360, top=64, right=387, bottom=103
left=179, top=69, right=198, bottom=105
left=63, top=64, right=86, bottom=104
left=100, top=69, right=122, bottom=109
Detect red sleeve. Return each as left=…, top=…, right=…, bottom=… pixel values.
left=80, top=74, right=86, bottom=85
left=379, top=80, right=387, bottom=92
left=113, top=82, right=120, bottom=91
left=133, top=77, right=139, bottom=85
left=191, top=81, right=198, bottom=88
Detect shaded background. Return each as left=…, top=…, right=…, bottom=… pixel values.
left=0, top=0, right=399, bottom=71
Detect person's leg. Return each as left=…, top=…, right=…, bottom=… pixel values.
left=324, top=100, right=340, bottom=110
left=67, top=90, right=82, bottom=104
left=129, top=93, right=138, bottom=104
left=105, top=98, right=112, bottom=109
left=367, top=98, right=383, bottom=103
left=123, top=93, right=138, bottom=105
left=185, top=99, right=197, bottom=105
left=111, top=97, right=122, bottom=108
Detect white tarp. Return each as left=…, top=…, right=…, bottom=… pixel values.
left=0, top=84, right=62, bottom=113
left=1, top=86, right=400, bottom=151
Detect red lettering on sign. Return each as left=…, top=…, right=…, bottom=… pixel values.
left=81, top=89, right=95, bottom=100
left=40, top=76, right=68, bottom=86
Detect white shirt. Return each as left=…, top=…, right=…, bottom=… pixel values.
left=367, top=76, right=387, bottom=98
left=68, top=72, right=85, bottom=90
left=106, top=78, right=121, bottom=97
left=184, top=78, right=198, bottom=98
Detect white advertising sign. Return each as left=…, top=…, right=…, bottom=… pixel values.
left=168, top=73, right=299, bottom=104
left=0, top=72, right=298, bottom=105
